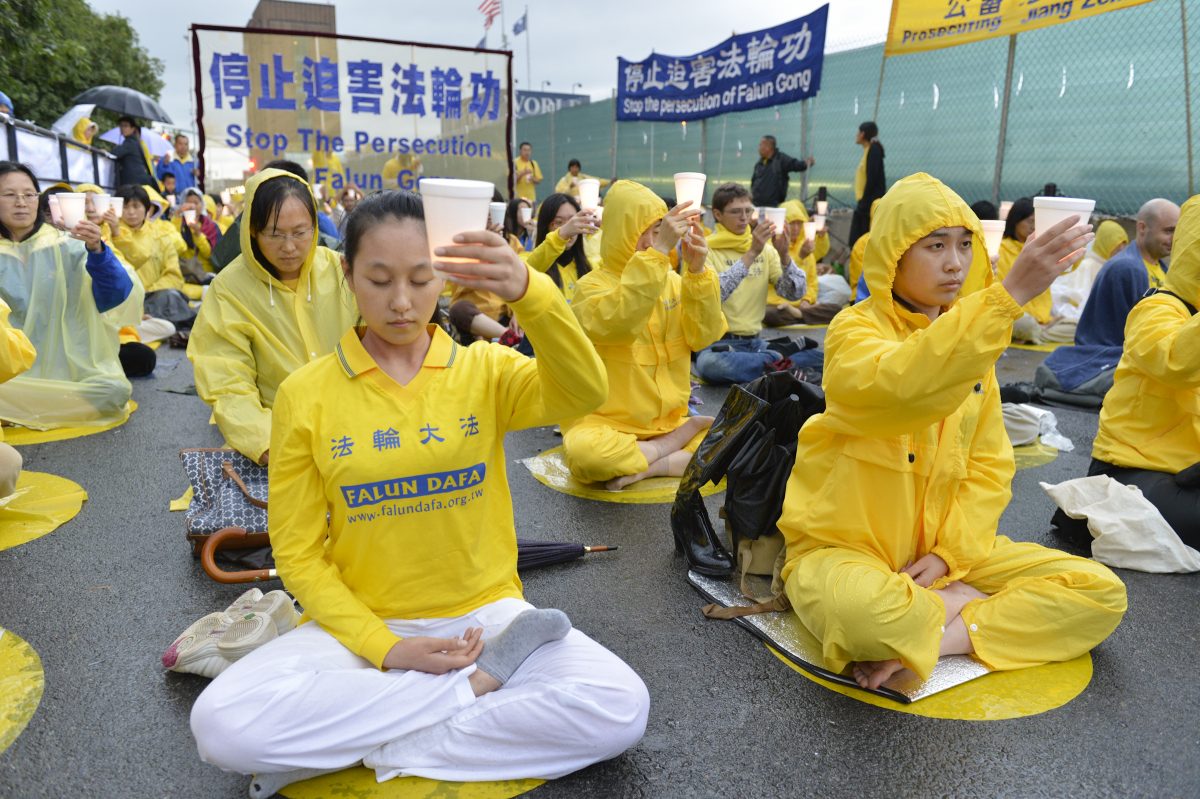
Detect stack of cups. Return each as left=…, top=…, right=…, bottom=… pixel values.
left=673, top=172, right=706, bottom=211
left=488, top=202, right=507, bottom=227
left=762, top=207, right=787, bottom=233
left=47, top=195, right=63, bottom=227
left=418, top=178, right=495, bottom=277
left=1033, top=196, right=1095, bottom=235
left=91, top=193, right=111, bottom=217
left=577, top=179, right=601, bottom=211
left=57, top=193, right=87, bottom=229
left=816, top=200, right=828, bottom=216
left=981, top=220, right=1006, bottom=260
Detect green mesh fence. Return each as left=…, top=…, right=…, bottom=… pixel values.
left=518, top=0, right=1197, bottom=217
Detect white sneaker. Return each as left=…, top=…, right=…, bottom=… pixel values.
left=225, top=588, right=264, bottom=615
left=162, top=612, right=232, bottom=678
left=217, top=612, right=278, bottom=661
left=250, top=590, right=299, bottom=636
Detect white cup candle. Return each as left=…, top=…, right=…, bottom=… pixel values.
left=999, top=201, right=1013, bottom=221
left=167, top=194, right=176, bottom=207
left=519, top=205, right=532, bottom=224
left=57, top=193, right=87, bottom=229
left=816, top=200, right=828, bottom=216
left=802, top=221, right=817, bottom=242
left=577, top=178, right=601, bottom=210
left=91, top=193, right=111, bottom=217
left=981, top=220, right=1006, bottom=260
left=762, top=207, right=787, bottom=232
left=220, top=189, right=231, bottom=205
left=488, top=201, right=506, bottom=227
left=673, top=172, right=706, bottom=210
left=813, top=214, right=826, bottom=231
left=48, top=195, right=63, bottom=227
left=593, top=206, right=604, bottom=224
left=1033, top=196, right=1095, bottom=236
left=110, top=197, right=124, bottom=217
left=419, top=178, right=495, bottom=276
left=182, top=209, right=197, bottom=226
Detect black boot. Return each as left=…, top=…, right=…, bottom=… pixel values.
left=670, top=385, right=767, bottom=576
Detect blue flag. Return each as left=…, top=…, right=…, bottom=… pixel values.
left=513, top=13, right=527, bottom=35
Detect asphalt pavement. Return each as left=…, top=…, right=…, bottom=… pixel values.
left=0, top=332, right=1196, bottom=799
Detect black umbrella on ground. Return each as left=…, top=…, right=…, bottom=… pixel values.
left=70, top=86, right=173, bottom=124
left=516, top=539, right=618, bottom=571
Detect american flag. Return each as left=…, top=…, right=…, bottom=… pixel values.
left=478, top=0, right=501, bottom=29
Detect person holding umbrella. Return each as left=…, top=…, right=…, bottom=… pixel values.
left=112, top=116, right=160, bottom=191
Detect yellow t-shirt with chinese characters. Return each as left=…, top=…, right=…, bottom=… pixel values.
left=513, top=157, right=542, bottom=202
left=267, top=268, right=607, bottom=669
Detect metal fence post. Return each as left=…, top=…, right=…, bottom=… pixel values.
left=992, top=35, right=1018, bottom=207
left=610, top=89, right=618, bottom=180
left=1181, top=0, right=1195, bottom=195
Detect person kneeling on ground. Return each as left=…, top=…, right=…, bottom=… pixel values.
left=777, top=172, right=1126, bottom=691
left=188, top=168, right=358, bottom=465
left=0, top=161, right=142, bottom=428
left=189, top=189, right=648, bottom=796
left=695, top=183, right=819, bottom=385
left=1054, top=195, right=1200, bottom=546
left=563, top=181, right=726, bottom=491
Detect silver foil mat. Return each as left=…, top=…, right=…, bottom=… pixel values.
left=688, top=570, right=991, bottom=704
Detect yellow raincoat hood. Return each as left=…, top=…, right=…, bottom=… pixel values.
left=599, top=181, right=667, bottom=275
left=72, top=117, right=96, bottom=145
left=1093, top=220, right=1129, bottom=263
left=782, top=200, right=809, bottom=223
left=239, top=168, right=322, bottom=290
left=188, top=168, right=357, bottom=461
left=1164, top=195, right=1200, bottom=307
left=862, top=173, right=986, bottom=318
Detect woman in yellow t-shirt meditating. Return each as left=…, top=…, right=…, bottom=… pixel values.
left=190, top=191, right=649, bottom=796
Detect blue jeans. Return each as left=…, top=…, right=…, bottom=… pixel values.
left=695, top=337, right=824, bottom=385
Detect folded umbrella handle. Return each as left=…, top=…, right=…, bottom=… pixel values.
left=200, top=527, right=276, bottom=584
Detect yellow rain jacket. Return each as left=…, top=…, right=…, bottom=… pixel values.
left=113, top=218, right=185, bottom=293
left=563, top=181, right=725, bottom=481
left=767, top=200, right=828, bottom=306
left=188, top=169, right=358, bottom=463
left=0, top=299, right=36, bottom=441
left=778, top=174, right=1126, bottom=679
left=1093, top=195, right=1200, bottom=474
left=144, top=186, right=188, bottom=258
left=71, top=117, right=96, bottom=146
left=0, top=225, right=143, bottom=428
left=513, top=156, right=542, bottom=202
left=997, top=237, right=1052, bottom=323
left=523, top=228, right=591, bottom=302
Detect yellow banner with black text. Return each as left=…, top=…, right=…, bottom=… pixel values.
left=885, top=0, right=1156, bottom=56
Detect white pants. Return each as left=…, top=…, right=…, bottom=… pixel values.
left=190, top=598, right=649, bottom=782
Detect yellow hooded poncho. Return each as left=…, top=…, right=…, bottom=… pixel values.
left=187, top=169, right=358, bottom=462
left=764, top=200, right=828, bottom=307
left=72, top=117, right=97, bottom=146
left=779, top=173, right=1029, bottom=676
left=1093, top=195, right=1200, bottom=474
left=0, top=224, right=143, bottom=428
left=112, top=188, right=185, bottom=294
left=566, top=181, right=726, bottom=442
left=1094, top=220, right=1129, bottom=262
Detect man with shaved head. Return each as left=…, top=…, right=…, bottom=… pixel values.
left=1038, top=197, right=1181, bottom=404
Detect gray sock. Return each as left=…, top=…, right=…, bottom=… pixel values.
left=248, top=767, right=342, bottom=798
left=475, top=608, right=571, bottom=685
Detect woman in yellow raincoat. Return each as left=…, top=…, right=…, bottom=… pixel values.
left=778, top=173, right=1126, bottom=690
left=0, top=161, right=142, bottom=428
left=72, top=117, right=98, bottom=146
left=522, top=192, right=597, bottom=303
left=562, top=180, right=726, bottom=490
left=188, top=168, right=358, bottom=464
left=1086, top=195, right=1200, bottom=545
